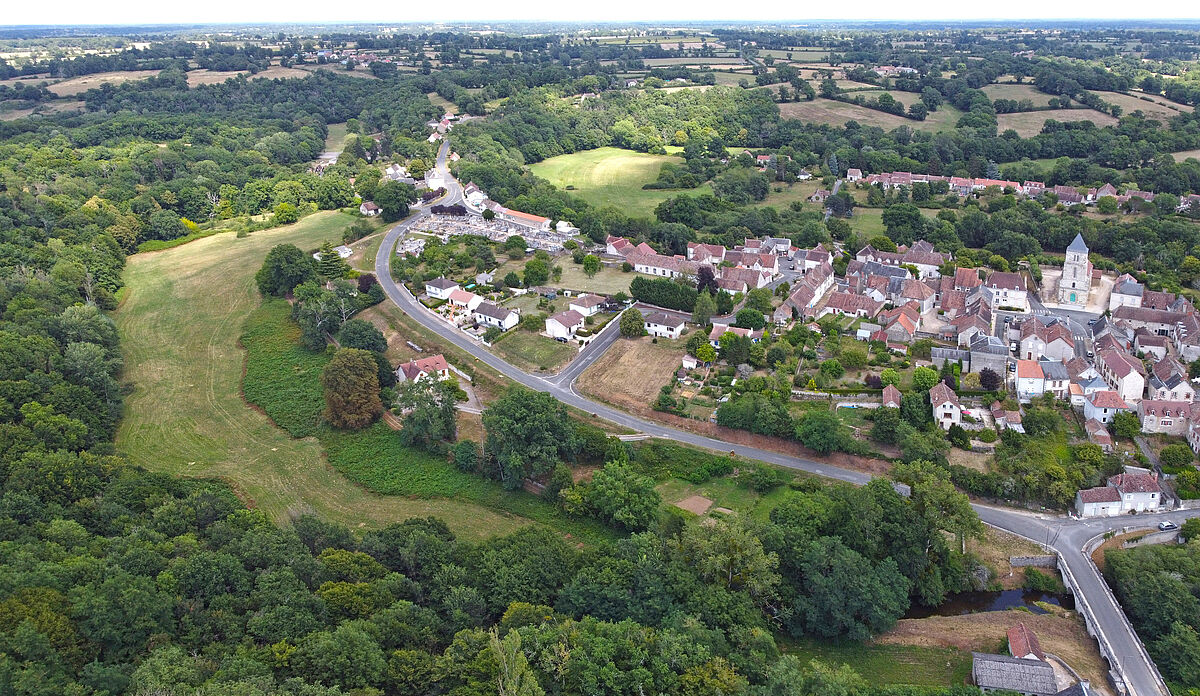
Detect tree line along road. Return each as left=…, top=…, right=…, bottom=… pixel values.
left=375, top=159, right=1196, bottom=696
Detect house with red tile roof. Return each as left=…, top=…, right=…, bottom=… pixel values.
left=1083, top=390, right=1131, bottom=424
left=1085, top=418, right=1113, bottom=452
left=1095, top=349, right=1145, bottom=404
left=1008, top=623, right=1045, bottom=661
left=1136, top=400, right=1193, bottom=436
left=929, top=382, right=961, bottom=431
left=882, top=384, right=901, bottom=409
left=818, top=292, right=884, bottom=320
left=395, top=354, right=450, bottom=383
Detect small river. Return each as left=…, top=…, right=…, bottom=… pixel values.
left=904, top=589, right=1075, bottom=619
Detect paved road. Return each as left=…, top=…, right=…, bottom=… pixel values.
left=376, top=156, right=1193, bottom=696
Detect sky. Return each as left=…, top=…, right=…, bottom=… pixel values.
left=6, top=0, right=1200, bottom=26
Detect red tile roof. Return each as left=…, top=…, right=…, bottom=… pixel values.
left=1088, top=390, right=1130, bottom=410
left=1078, top=486, right=1121, bottom=503
left=1109, top=472, right=1161, bottom=494
left=1008, top=623, right=1045, bottom=661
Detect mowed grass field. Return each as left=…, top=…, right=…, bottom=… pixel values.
left=981, top=83, right=1055, bottom=107
left=779, top=98, right=963, bottom=132
left=529, top=146, right=712, bottom=216
left=1096, top=91, right=1184, bottom=122
left=113, top=211, right=531, bottom=538
left=996, top=109, right=1117, bottom=137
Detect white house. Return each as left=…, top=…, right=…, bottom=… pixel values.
left=359, top=201, right=381, bottom=217
left=981, top=271, right=1028, bottom=311
left=1109, top=274, right=1144, bottom=312
left=546, top=310, right=585, bottom=339
left=1016, top=360, right=1045, bottom=402
left=643, top=311, right=685, bottom=339
left=1095, top=349, right=1146, bottom=404
left=463, top=182, right=488, bottom=208
left=929, top=382, right=962, bottom=431
left=1149, top=357, right=1195, bottom=401
left=1075, top=472, right=1162, bottom=517
left=474, top=302, right=518, bottom=330
left=425, top=277, right=460, bottom=300
left=1083, top=390, right=1131, bottom=424
left=447, top=289, right=483, bottom=312
left=395, top=354, right=450, bottom=383
left=568, top=294, right=606, bottom=317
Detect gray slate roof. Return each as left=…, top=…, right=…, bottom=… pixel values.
left=1040, top=360, right=1070, bottom=381
left=1067, top=233, right=1089, bottom=254
left=972, top=653, right=1057, bottom=696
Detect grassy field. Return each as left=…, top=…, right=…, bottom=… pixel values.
left=779, top=98, right=963, bottom=133
left=323, top=122, right=349, bottom=153
left=996, top=109, right=1117, bottom=137
left=239, top=300, right=612, bottom=543
left=427, top=91, right=457, bottom=115
left=981, top=83, right=1055, bottom=107
left=877, top=610, right=1111, bottom=692
left=113, top=211, right=534, bottom=539
left=490, top=330, right=577, bottom=373
left=781, top=637, right=973, bottom=687
left=47, top=69, right=160, bottom=96
left=1173, top=148, right=1200, bottom=162
left=1095, top=91, right=1184, bottom=122
left=528, top=146, right=712, bottom=217
left=556, top=263, right=635, bottom=295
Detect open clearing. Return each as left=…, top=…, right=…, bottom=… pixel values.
left=556, top=263, right=635, bottom=295
left=490, top=330, right=576, bottom=373
left=982, top=83, right=1055, bottom=107
left=47, top=69, right=160, bottom=96
left=997, top=109, right=1117, bottom=137
left=427, top=91, right=458, bottom=114
left=1095, top=91, right=1184, bottom=123
left=878, top=610, right=1111, bottom=694
left=113, top=211, right=529, bottom=539
left=779, top=98, right=963, bottom=132
left=529, top=146, right=712, bottom=217
left=1172, top=148, right=1200, bottom=162
left=577, top=334, right=687, bottom=408
left=783, top=637, right=972, bottom=687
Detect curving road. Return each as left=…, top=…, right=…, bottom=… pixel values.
left=378, top=142, right=1194, bottom=696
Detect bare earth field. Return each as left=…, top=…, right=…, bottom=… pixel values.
left=997, top=109, right=1118, bottom=137
left=576, top=334, right=687, bottom=407
left=1172, top=148, right=1200, bottom=162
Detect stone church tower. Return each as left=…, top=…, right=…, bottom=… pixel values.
left=1058, top=233, right=1091, bottom=307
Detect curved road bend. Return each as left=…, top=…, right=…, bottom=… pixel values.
left=379, top=143, right=1194, bottom=696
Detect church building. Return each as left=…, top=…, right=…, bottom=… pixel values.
left=1058, top=234, right=1092, bottom=307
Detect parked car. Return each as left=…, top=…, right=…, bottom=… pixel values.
left=1088, top=318, right=1098, bottom=325
left=1159, top=521, right=1179, bottom=531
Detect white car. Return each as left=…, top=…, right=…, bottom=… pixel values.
left=1159, top=521, right=1179, bottom=531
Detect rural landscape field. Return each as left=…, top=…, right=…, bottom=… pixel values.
left=4, top=16, right=1200, bottom=696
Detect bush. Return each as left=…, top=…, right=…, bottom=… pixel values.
left=1024, top=568, right=1066, bottom=594
left=978, top=429, right=998, bottom=443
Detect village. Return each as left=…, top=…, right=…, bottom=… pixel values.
left=383, top=161, right=1200, bottom=523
